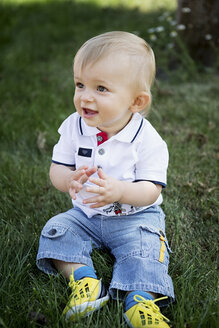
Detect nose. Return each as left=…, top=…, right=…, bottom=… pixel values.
left=81, top=89, right=94, bottom=103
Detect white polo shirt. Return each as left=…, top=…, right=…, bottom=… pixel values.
left=52, top=112, right=168, bottom=218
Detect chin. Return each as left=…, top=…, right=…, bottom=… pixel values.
left=83, top=118, right=98, bottom=127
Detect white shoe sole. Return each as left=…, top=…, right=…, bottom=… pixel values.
left=65, top=293, right=109, bottom=320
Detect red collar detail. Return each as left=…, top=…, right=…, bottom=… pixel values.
left=96, top=131, right=108, bottom=146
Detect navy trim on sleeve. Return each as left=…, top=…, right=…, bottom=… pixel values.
left=131, top=118, right=143, bottom=143
left=133, top=179, right=166, bottom=188
left=52, top=160, right=75, bottom=167
left=150, top=180, right=166, bottom=188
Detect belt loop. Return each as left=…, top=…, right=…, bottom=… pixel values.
left=159, top=235, right=166, bottom=263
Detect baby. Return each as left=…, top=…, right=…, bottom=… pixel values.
left=37, top=31, right=174, bottom=328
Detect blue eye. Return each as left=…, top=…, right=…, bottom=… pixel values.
left=97, top=85, right=107, bottom=92
left=76, top=82, right=84, bottom=88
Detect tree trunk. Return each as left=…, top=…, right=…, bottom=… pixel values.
left=176, top=0, right=219, bottom=65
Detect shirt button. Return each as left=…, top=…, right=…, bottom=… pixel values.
left=97, top=135, right=103, bottom=142
left=98, top=148, right=105, bottom=155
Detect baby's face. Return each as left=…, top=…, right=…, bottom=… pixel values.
left=73, top=54, right=137, bottom=137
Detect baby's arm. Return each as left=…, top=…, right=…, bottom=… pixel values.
left=84, top=168, right=162, bottom=208
left=49, top=163, right=97, bottom=199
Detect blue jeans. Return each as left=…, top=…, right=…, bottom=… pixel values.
left=36, top=205, right=174, bottom=304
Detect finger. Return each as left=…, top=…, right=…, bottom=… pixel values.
left=70, top=180, right=82, bottom=190
left=69, top=188, right=76, bottom=200
left=83, top=195, right=103, bottom=204
left=78, top=165, right=89, bottom=170
left=69, top=182, right=83, bottom=197
left=89, top=177, right=105, bottom=187
left=97, top=168, right=107, bottom=180
left=81, top=167, right=97, bottom=184
left=74, top=168, right=86, bottom=181
left=86, top=185, right=104, bottom=194
left=90, top=201, right=106, bottom=208
left=86, top=166, right=97, bottom=177
left=69, top=181, right=83, bottom=199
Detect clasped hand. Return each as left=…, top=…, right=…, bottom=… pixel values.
left=68, top=166, right=123, bottom=208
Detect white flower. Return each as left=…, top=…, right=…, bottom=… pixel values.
left=182, top=7, right=191, bottom=13
left=150, top=34, right=157, bottom=41
left=156, top=26, right=164, bottom=32
left=159, top=13, right=171, bottom=22
left=163, top=11, right=170, bottom=17
left=170, top=20, right=177, bottom=26
left=177, top=24, right=186, bottom=30
left=205, top=34, right=212, bottom=40
left=158, top=15, right=165, bottom=21
left=148, top=28, right=155, bottom=33
left=167, top=43, right=174, bottom=49
left=170, top=31, right=177, bottom=37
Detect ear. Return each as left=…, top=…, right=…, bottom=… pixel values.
left=129, top=92, right=150, bottom=113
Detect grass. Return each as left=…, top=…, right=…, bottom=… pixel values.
left=0, top=0, right=218, bottom=327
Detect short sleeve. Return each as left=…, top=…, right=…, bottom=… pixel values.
left=135, top=122, right=169, bottom=187
left=52, top=114, right=76, bottom=166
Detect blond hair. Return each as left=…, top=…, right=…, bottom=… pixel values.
left=74, top=31, right=156, bottom=112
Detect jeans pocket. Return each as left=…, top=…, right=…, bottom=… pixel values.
left=140, top=225, right=172, bottom=264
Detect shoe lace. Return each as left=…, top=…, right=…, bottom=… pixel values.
left=69, top=275, right=88, bottom=297
left=133, top=295, right=170, bottom=323
left=69, top=275, right=79, bottom=289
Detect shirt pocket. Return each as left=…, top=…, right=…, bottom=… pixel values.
left=140, top=225, right=172, bottom=265
left=75, top=146, right=94, bottom=169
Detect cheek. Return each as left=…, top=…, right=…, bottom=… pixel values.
left=73, top=93, right=79, bottom=106
left=99, top=97, right=116, bottom=111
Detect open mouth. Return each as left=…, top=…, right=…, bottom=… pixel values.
left=82, top=108, right=98, bottom=118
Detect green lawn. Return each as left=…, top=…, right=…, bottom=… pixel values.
left=0, top=0, right=218, bottom=327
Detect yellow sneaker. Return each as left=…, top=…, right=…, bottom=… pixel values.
left=123, top=295, right=170, bottom=328
left=63, top=274, right=109, bottom=321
